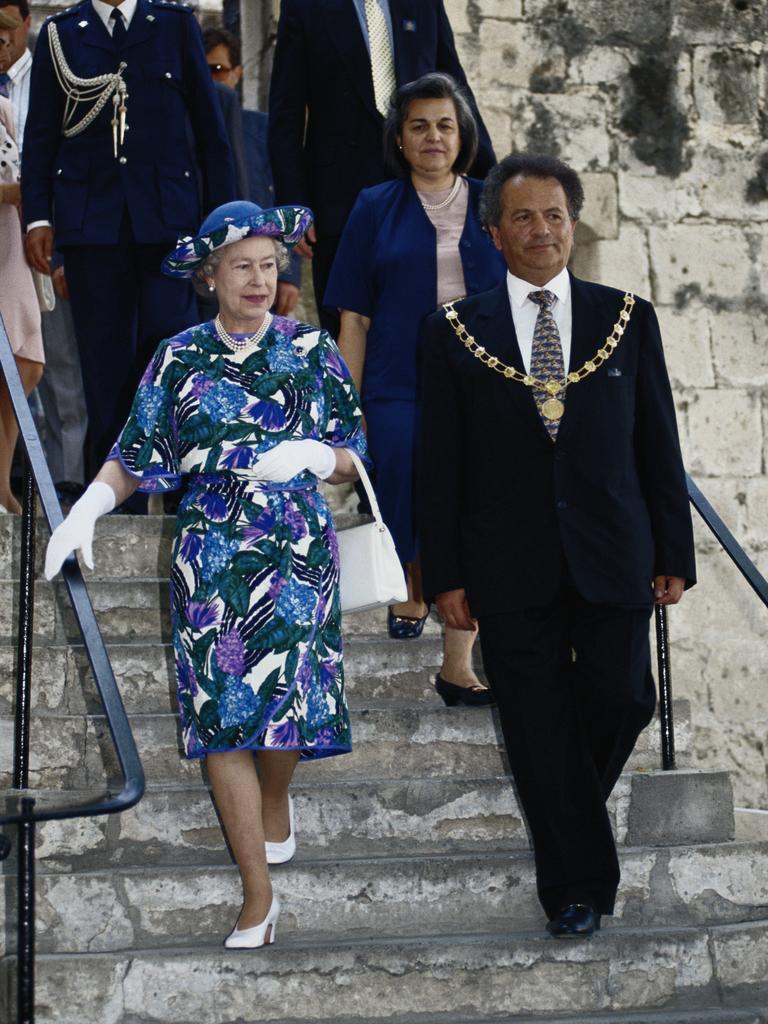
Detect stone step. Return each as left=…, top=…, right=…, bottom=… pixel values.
left=0, top=700, right=693, bottom=791
left=330, top=1012, right=768, bottom=1024
left=10, top=841, right=766, bottom=956
left=0, top=637, right=446, bottom=715
left=0, top=579, right=442, bottom=643
left=3, top=919, right=766, bottom=1024
left=15, top=768, right=733, bottom=873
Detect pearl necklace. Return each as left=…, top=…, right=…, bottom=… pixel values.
left=418, top=175, right=462, bottom=212
left=214, top=312, right=272, bottom=352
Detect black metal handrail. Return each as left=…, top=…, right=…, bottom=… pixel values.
left=0, top=318, right=144, bottom=1023
left=653, top=472, right=768, bottom=771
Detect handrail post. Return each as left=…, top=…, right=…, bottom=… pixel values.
left=17, top=796, right=36, bottom=1024
left=654, top=604, right=676, bottom=770
left=13, top=457, right=36, bottom=791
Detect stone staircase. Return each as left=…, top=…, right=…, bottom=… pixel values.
left=1, top=514, right=767, bottom=1024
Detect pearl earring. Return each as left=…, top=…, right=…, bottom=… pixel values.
left=208, top=283, right=215, bottom=292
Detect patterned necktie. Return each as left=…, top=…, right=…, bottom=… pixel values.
left=0, top=74, right=10, bottom=98
left=528, top=289, right=565, bottom=441
left=364, top=0, right=396, bottom=116
left=111, top=8, right=127, bottom=46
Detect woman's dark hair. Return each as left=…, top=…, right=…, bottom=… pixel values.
left=382, top=72, right=479, bottom=178
left=479, top=153, right=585, bottom=226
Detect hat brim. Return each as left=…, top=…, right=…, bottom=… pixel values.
left=161, top=205, right=313, bottom=278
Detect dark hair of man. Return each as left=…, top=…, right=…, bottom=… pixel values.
left=0, top=0, right=29, bottom=19
left=202, top=26, right=241, bottom=69
left=479, top=153, right=585, bottom=226
left=382, top=72, right=479, bottom=178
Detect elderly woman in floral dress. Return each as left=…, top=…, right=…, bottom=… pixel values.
left=46, top=201, right=367, bottom=949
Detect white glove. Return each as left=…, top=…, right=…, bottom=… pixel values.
left=44, top=482, right=116, bottom=580
left=251, top=439, right=337, bottom=482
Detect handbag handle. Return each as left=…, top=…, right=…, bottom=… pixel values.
left=341, top=448, right=387, bottom=533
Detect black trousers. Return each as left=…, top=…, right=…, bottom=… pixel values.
left=62, top=212, right=198, bottom=476
left=478, top=577, right=655, bottom=919
left=311, top=233, right=341, bottom=339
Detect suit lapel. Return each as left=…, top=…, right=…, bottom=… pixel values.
left=122, top=0, right=155, bottom=50
left=321, top=0, right=379, bottom=120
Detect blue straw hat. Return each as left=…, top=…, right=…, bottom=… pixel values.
left=161, top=200, right=313, bottom=278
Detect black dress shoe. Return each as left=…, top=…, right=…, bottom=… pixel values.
left=546, top=904, right=601, bottom=939
left=387, top=606, right=428, bottom=639
left=435, top=674, right=496, bottom=708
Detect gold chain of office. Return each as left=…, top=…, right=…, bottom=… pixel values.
left=442, top=292, right=636, bottom=421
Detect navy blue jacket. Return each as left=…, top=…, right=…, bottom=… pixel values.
left=418, top=276, right=697, bottom=613
left=324, top=175, right=505, bottom=402
left=268, top=0, right=495, bottom=238
left=22, top=0, right=235, bottom=246
left=242, top=108, right=301, bottom=289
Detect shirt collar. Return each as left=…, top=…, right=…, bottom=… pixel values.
left=91, top=0, right=138, bottom=31
left=6, top=49, right=31, bottom=82
left=506, top=266, right=571, bottom=309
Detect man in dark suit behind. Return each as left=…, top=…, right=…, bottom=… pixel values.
left=268, top=0, right=496, bottom=334
left=418, top=153, right=696, bottom=938
left=22, top=0, right=235, bottom=479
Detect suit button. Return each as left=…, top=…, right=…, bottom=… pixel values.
left=56, top=168, right=62, bottom=175
left=556, top=499, right=568, bottom=510
left=165, top=72, right=172, bottom=79
left=184, top=170, right=191, bottom=178
left=119, top=156, right=127, bottom=165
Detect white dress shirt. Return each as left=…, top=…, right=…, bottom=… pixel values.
left=5, top=49, right=31, bottom=152
left=505, top=266, right=572, bottom=374
left=91, top=0, right=138, bottom=33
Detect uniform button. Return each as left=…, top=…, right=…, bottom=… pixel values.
left=165, top=72, right=172, bottom=79
left=556, top=499, right=568, bottom=510
left=56, top=168, right=62, bottom=175
left=184, top=170, right=191, bottom=178
left=119, top=156, right=127, bottom=165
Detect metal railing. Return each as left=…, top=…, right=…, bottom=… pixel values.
left=654, top=473, right=768, bottom=771
left=0, top=320, right=145, bottom=1024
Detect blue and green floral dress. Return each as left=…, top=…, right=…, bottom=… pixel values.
left=109, top=317, right=367, bottom=760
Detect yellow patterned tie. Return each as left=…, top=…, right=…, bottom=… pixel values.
left=365, top=0, right=396, bottom=116
left=528, top=290, right=565, bottom=441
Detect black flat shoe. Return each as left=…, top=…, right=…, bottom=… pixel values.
left=387, top=606, right=428, bottom=639
left=434, top=674, right=496, bottom=707
left=546, top=903, right=601, bottom=939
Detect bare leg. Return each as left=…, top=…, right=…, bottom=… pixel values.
left=0, top=358, right=43, bottom=514
left=207, top=749, right=273, bottom=932
left=440, top=625, right=490, bottom=690
left=258, top=749, right=300, bottom=842
left=392, top=559, right=429, bottom=619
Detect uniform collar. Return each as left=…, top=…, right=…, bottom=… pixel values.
left=91, top=0, right=138, bottom=31
left=506, top=265, right=571, bottom=309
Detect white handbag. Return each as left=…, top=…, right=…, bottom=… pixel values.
left=336, top=449, right=408, bottom=614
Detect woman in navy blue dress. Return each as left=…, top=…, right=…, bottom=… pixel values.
left=325, top=73, right=505, bottom=705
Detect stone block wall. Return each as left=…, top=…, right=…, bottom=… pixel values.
left=445, top=0, right=768, bottom=808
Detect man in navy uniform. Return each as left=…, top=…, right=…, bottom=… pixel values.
left=268, top=0, right=495, bottom=335
left=22, top=0, right=235, bottom=480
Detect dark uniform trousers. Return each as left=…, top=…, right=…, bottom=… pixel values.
left=478, top=566, right=656, bottom=919
left=62, top=212, right=197, bottom=475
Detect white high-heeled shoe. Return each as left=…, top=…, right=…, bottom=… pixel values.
left=265, top=795, right=296, bottom=865
left=224, top=895, right=280, bottom=949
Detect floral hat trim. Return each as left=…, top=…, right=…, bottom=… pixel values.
left=161, top=205, right=313, bottom=278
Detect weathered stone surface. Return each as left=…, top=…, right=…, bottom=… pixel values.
left=656, top=305, right=715, bottom=390
left=711, top=310, right=768, bottom=388
left=693, top=46, right=762, bottom=125
left=648, top=226, right=754, bottom=307
left=572, top=224, right=651, bottom=296
left=683, top=389, right=762, bottom=478
left=628, top=770, right=734, bottom=847
left=580, top=172, right=619, bottom=240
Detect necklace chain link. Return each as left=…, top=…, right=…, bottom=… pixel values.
left=442, top=292, right=635, bottom=397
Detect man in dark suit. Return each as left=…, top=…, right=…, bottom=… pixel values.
left=202, top=25, right=302, bottom=316
left=22, top=0, right=235, bottom=478
left=268, top=0, right=495, bottom=334
left=418, top=153, right=696, bottom=938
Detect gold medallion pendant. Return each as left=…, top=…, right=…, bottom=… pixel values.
left=541, top=397, right=565, bottom=421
